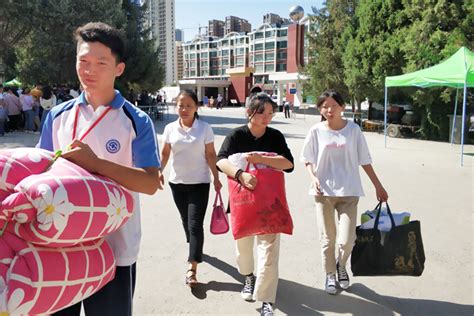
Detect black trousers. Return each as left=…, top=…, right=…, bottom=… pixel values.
left=53, top=263, right=136, bottom=316
left=169, top=182, right=210, bottom=263
left=284, top=106, right=291, bottom=118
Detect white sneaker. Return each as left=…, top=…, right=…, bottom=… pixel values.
left=337, top=262, right=350, bottom=290
left=325, top=273, right=337, bottom=295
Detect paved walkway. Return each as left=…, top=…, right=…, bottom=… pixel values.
left=1, top=107, right=473, bottom=315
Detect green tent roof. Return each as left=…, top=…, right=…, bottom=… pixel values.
left=385, top=47, right=474, bottom=88
left=3, top=78, right=22, bottom=87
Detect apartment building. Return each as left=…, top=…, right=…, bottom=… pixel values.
left=181, top=16, right=309, bottom=107
left=147, top=0, right=176, bottom=85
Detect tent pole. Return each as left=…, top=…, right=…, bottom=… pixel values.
left=460, top=82, right=467, bottom=166
left=451, top=89, right=459, bottom=145
left=384, top=86, right=388, bottom=148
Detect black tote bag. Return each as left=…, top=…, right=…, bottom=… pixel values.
left=351, top=202, right=425, bottom=276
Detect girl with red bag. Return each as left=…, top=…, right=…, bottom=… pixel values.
left=217, top=93, right=294, bottom=316
left=300, top=90, right=388, bottom=295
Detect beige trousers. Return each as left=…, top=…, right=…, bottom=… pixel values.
left=315, top=196, right=359, bottom=274
left=236, top=234, right=280, bottom=303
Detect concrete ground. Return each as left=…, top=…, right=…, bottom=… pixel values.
left=1, top=106, right=473, bottom=315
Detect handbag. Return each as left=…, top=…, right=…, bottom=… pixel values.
left=228, top=163, right=293, bottom=240
left=210, top=190, right=229, bottom=235
left=351, top=201, right=425, bottom=276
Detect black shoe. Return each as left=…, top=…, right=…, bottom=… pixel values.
left=261, top=302, right=274, bottom=316
left=241, top=273, right=256, bottom=301
left=336, top=261, right=350, bottom=290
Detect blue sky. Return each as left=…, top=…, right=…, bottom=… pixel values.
left=175, top=0, right=323, bottom=41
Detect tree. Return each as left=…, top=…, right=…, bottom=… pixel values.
left=14, top=0, right=125, bottom=85
left=118, top=0, right=164, bottom=93
left=0, top=0, right=42, bottom=81
left=9, top=0, right=163, bottom=94
left=398, top=0, right=472, bottom=140
left=342, top=0, right=407, bottom=103
left=303, top=0, right=357, bottom=103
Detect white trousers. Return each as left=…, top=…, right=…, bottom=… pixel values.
left=236, top=234, right=280, bottom=303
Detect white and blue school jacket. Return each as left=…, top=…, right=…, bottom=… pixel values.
left=37, top=90, right=160, bottom=266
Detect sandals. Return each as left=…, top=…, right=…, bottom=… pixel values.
left=185, top=269, right=198, bottom=287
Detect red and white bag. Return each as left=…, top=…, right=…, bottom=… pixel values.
left=0, top=231, right=115, bottom=314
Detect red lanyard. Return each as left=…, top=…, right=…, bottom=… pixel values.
left=72, top=104, right=112, bottom=141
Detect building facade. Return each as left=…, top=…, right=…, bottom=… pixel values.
left=147, top=0, right=176, bottom=85
left=225, top=16, right=251, bottom=35
left=175, top=41, right=184, bottom=81
left=181, top=17, right=309, bottom=107
left=175, top=29, right=184, bottom=42
left=208, top=20, right=224, bottom=38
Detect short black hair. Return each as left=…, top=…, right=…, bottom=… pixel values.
left=74, top=22, right=125, bottom=63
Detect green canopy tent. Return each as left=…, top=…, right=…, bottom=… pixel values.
left=3, top=78, right=22, bottom=87
left=384, top=46, right=474, bottom=166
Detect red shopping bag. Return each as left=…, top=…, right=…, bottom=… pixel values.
left=228, top=164, right=293, bottom=239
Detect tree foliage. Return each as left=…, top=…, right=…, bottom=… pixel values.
left=303, top=0, right=357, bottom=102
left=304, top=0, right=473, bottom=141
left=2, top=0, right=163, bottom=93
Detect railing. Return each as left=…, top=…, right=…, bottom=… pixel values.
left=138, top=102, right=169, bottom=121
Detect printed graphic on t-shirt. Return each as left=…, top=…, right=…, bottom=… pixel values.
left=325, top=135, right=346, bottom=149
left=106, top=139, right=121, bottom=153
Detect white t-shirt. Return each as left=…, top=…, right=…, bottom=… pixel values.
left=300, top=120, right=372, bottom=197
left=163, top=118, right=214, bottom=184
left=40, top=95, right=57, bottom=110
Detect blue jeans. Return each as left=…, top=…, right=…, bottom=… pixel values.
left=24, top=109, right=35, bottom=131
left=52, top=263, right=136, bottom=316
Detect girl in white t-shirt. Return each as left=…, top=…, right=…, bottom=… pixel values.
left=160, top=90, right=222, bottom=287
left=300, top=90, right=388, bottom=295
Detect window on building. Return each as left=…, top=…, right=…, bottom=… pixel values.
left=210, top=51, right=218, bottom=57
left=236, top=56, right=245, bottom=66
left=265, top=30, right=274, bottom=38
left=276, top=63, right=287, bottom=72
left=254, top=32, right=264, bottom=39
left=201, top=52, right=208, bottom=58
left=254, top=64, right=264, bottom=73
left=265, top=52, right=274, bottom=61
left=277, top=29, right=288, bottom=37
left=255, top=53, right=264, bottom=62
left=255, top=43, right=264, bottom=51
left=222, top=59, right=229, bottom=66
left=265, top=42, right=275, bottom=50
left=277, top=41, right=287, bottom=49
left=236, top=47, right=245, bottom=55
left=277, top=51, right=287, bottom=60
left=265, top=64, right=274, bottom=72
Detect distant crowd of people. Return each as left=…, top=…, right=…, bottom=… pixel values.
left=0, top=83, right=80, bottom=136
